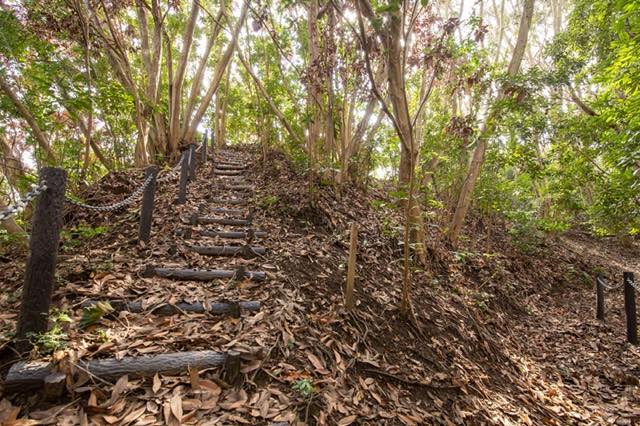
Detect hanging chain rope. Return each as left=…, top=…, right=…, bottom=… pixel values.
left=157, top=156, right=184, bottom=183
left=65, top=173, right=154, bottom=212
left=626, top=276, right=640, bottom=292
left=0, top=182, right=48, bottom=222
left=1, top=155, right=186, bottom=218
left=597, top=276, right=624, bottom=290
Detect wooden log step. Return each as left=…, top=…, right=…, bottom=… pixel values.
left=214, top=154, right=244, bottom=163
left=215, top=162, right=244, bottom=168
left=220, top=184, right=255, bottom=191
left=215, top=164, right=246, bottom=170
left=191, top=216, right=252, bottom=226
left=215, top=158, right=244, bottom=165
left=189, top=245, right=267, bottom=257
left=82, top=300, right=260, bottom=316
left=217, top=176, right=248, bottom=183
left=208, top=197, right=247, bottom=205
left=213, top=169, right=244, bottom=176
left=201, top=230, right=267, bottom=239
left=208, top=208, right=245, bottom=216
left=144, top=266, right=266, bottom=281
left=5, top=350, right=235, bottom=390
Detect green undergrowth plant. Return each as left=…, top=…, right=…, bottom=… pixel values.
left=293, top=378, right=315, bottom=398
left=80, top=301, right=113, bottom=329
left=258, top=195, right=279, bottom=209
left=62, top=225, right=108, bottom=248
left=28, top=309, right=72, bottom=354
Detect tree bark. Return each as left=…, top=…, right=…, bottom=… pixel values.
left=182, top=3, right=226, bottom=135
left=5, top=351, right=231, bottom=389
left=306, top=0, right=323, bottom=174
left=168, top=0, right=200, bottom=150
left=183, top=1, right=249, bottom=143
left=0, top=75, right=57, bottom=164
left=448, top=0, right=534, bottom=245
left=238, top=50, right=304, bottom=147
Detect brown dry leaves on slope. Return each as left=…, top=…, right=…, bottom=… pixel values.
left=0, top=146, right=639, bottom=425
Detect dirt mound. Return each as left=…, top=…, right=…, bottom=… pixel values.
left=1, top=146, right=638, bottom=424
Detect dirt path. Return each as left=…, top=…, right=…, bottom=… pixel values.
left=512, top=234, right=640, bottom=424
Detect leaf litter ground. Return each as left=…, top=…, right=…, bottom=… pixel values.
left=0, top=146, right=638, bottom=425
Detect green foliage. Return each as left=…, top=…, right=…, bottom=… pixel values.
left=27, top=309, right=72, bottom=354
left=292, top=378, right=315, bottom=398
left=62, top=225, right=108, bottom=248
left=258, top=195, right=279, bottom=209
left=80, top=301, right=114, bottom=329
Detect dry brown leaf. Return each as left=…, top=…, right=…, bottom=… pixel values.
left=200, top=379, right=222, bottom=396
left=170, top=393, right=183, bottom=422
left=102, top=415, right=120, bottom=424
left=0, top=398, right=20, bottom=423
left=307, top=352, right=330, bottom=375
left=152, top=373, right=161, bottom=394
left=189, top=367, right=201, bottom=390
left=121, top=406, right=146, bottom=424
left=338, top=414, right=357, bottom=425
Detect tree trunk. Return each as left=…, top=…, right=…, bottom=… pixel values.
left=238, top=50, right=304, bottom=147
left=306, top=0, right=322, bottom=174
left=182, top=3, right=226, bottom=136
left=183, top=1, right=249, bottom=143
left=448, top=0, right=534, bottom=245
left=168, top=0, right=200, bottom=151
left=0, top=75, right=57, bottom=164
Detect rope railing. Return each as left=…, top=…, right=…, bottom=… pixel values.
left=0, top=182, right=48, bottom=222
left=65, top=173, right=155, bottom=212
left=596, top=275, right=623, bottom=290
left=626, top=275, right=640, bottom=292
left=156, top=156, right=184, bottom=183
left=8, top=133, right=217, bottom=354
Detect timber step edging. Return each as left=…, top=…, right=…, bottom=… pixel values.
left=200, top=230, right=267, bottom=239
left=82, top=300, right=261, bottom=316
left=189, top=245, right=267, bottom=257
left=143, top=266, right=267, bottom=281
left=5, top=350, right=245, bottom=390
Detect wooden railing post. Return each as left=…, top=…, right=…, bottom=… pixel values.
left=345, top=222, right=358, bottom=310
left=202, top=132, right=208, bottom=164
left=188, top=144, right=197, bottom=180
left=16, top=167, right=67, bottom=352
left=624, top=272, right=637, bottom=345
left=177, top=150, right=189, bottom=204
left=596, top=275, right=605, bottom=321
left=138, top=166, right=158, bottom=243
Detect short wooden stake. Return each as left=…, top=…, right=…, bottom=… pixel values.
left=16, top=168, right=67, bottom=352
left=138, top=166, right=158, bottom=243
left=176, top=150, right=189, bottom=204
left=222, top=350, right=241, bottom=387
left=624, top=272, right=637, bottom=345
left=188, top=144, right=197, bottom=180
left=345, top=222, right=358, bottom=310
left=596, top=275, right=605, bottom=321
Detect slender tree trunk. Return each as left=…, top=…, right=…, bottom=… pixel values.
left=0, top=76, right=57, bottom=164
left=492, top=0, right=507, bottom=63
left=306, top=0, right=322, bottom=175
left=0, top=137, right=28, bottom=242
left=183, top=1, right=249, bottom=143
left=220, top=65, right=232, bottom=147
left=448, top=0, right=534, bottom=245
left=182, top=3, right=225, bottom=135
left=325, top=6, right=337, bottom=172
left=238, top=50, right=304, bottom=147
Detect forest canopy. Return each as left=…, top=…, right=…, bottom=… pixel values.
left=1, top=0, right=638, bottom=241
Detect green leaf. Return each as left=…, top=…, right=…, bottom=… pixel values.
left=80, top=302, right=114, bottom=329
